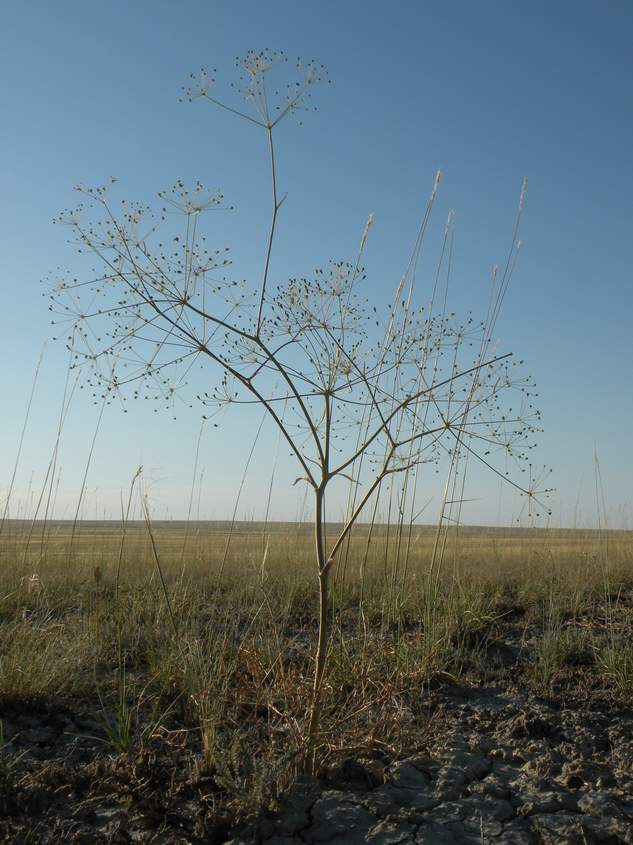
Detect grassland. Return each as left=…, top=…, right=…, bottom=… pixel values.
left=1, top=520, right=632, bottom=841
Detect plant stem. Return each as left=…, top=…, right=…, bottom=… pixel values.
left=305, top=486, right=328, bottom=773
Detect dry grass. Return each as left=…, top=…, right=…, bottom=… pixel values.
left=1, top=520, right=632, bottom=826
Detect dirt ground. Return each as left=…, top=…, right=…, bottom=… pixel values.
left=2, top=606, right=632, bottom=845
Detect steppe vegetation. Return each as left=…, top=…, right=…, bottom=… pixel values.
left=2, top=50, right=632, bottom=843
left=45, top=49, right=551, bottom=776
left=0, top=521, right=632, bottom=841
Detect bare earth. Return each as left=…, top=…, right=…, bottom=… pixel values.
left=2, top=611, right=632, bottom=844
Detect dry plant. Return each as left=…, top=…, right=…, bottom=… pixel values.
left=48, top=50, right=550, bottom=771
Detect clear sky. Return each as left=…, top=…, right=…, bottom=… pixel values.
left=1, top=0, right=632, bottom=527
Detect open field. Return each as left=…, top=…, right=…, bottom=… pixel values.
left=3, top=2, right=632, bottom=843
left=1, top=521, right=633, bottom=842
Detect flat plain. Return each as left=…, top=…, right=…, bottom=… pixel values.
left=1, top=521, right=632, bottom=843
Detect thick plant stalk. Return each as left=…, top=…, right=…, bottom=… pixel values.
left=305, top=487, right=328, bottom=772
left=49, top=54, right=547, bottom=784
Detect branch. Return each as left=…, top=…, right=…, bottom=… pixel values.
left=322, top=444, right=397, bottom=575
left=257, top=126, right=281, bottom=336
left=331, top=352, right=513, bottom=477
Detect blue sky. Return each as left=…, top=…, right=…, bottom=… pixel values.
left=1, top=0, right=632, bottom=527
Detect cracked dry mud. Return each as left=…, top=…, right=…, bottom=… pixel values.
left=3, top=678, right=632, bottom=844
left=229, top=685, right=633, bottom=845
